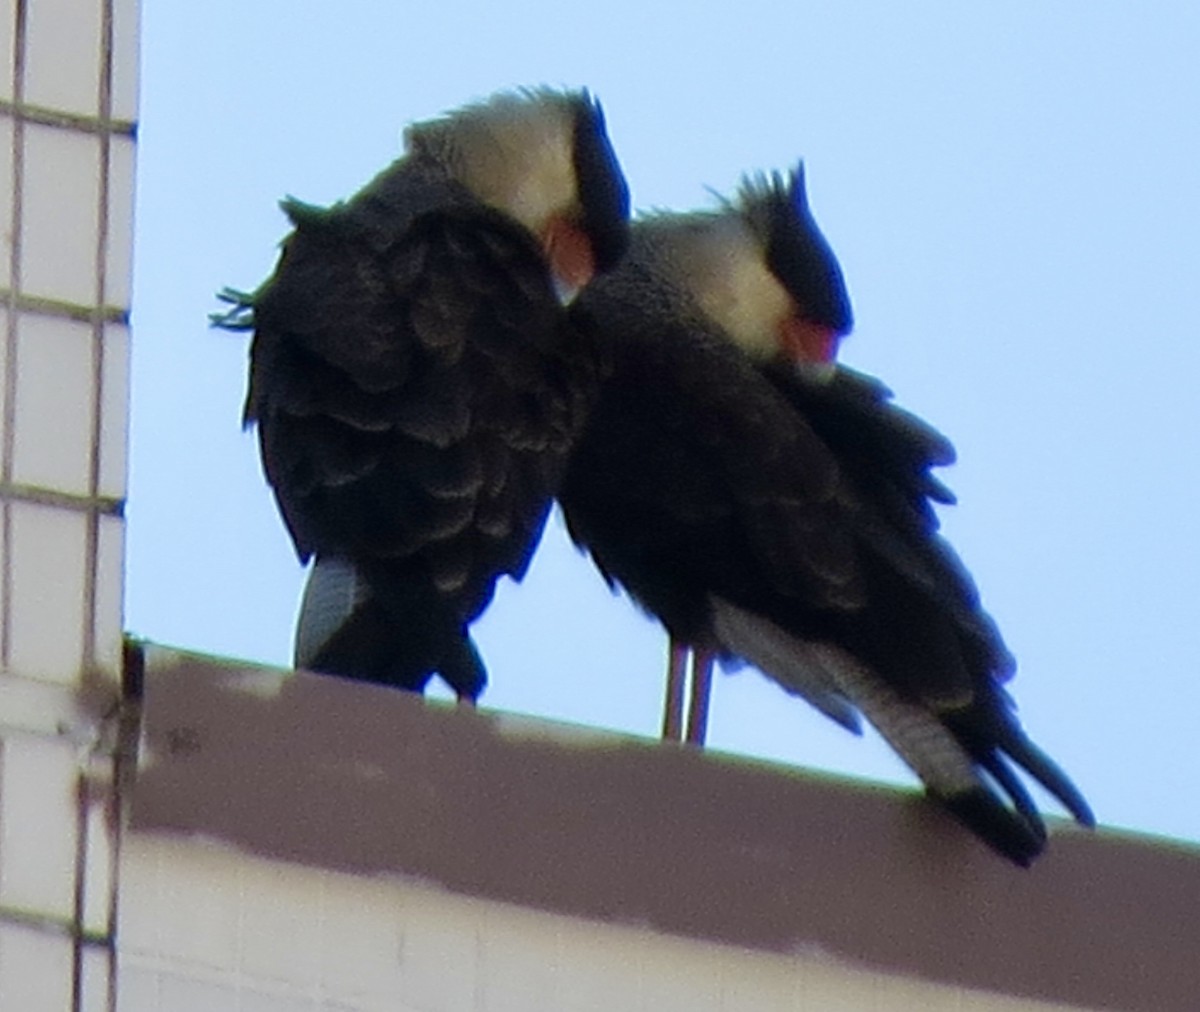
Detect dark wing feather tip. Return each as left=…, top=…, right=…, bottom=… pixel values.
left=940, top=788, right=1045, bottom=868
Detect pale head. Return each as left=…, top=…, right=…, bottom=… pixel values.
left=404, top=87, right=630, bottom=296
left=635, top=165, right=852, bottom=370
left=649, top=211, right=796, bottom=361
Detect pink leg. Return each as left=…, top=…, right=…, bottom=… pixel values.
left=456, top=694, right=477, bottom=709
left=685, top=648, right=715, bottom=746
left=663, top=640, right=688, bottom=741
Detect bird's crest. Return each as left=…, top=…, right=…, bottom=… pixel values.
left=738, top=161, right=853, bottom=337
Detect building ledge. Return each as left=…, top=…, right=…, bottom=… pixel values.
left=129, top=645, right=1200, bottom=1012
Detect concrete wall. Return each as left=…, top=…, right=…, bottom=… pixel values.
left=125, top=649, right=1200, bottom=1012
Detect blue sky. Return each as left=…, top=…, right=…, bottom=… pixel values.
left=129, top=3, right=1200, bottom=846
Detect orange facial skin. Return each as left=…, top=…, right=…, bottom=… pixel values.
left=542, top=215, right=597, bottom=298
left=779, top=315, right=842, bottom=365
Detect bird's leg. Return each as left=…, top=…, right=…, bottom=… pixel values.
left=663, top=640, right=688, bottom=741
left=685, top=648, right=716, bottom=746
left=456, top=694, right=477, bottom=710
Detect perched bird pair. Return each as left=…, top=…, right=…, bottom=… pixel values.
left=216, top=86, right=1093, bottom=866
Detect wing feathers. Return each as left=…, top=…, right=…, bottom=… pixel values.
left=245, top=177, right=596, bottom=694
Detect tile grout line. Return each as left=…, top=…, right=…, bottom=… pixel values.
left=0, top=99, right=136, bottom=138
left=71, top=771, right=91, bottom=1012
left=0, top=289, right=127, bottom=324
left=79, top=2, right=120, bottom=1008
left=101, top=10, right=125, bottom=1012
left=1, top=0, right=29, bottom=673
left=0, top=902, right=112, bottom=944
left=0, top=481, right=122, bottom=515
left=85, top=0, right=116, bottom=701
left=0, top=0, right=26, bottom=932
left=0, top=0, right=22, bottom=979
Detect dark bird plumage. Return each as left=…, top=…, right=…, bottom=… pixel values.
left=215, top=88, right=630, bottom=699
left=559, top=166, right=1092, bottom=865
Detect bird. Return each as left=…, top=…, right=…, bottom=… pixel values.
left=213, top=87, right=630, bottom=702
left=558, top=165, right=1093, bottom=865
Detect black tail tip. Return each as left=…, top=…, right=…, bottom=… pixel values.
left=940, top=789, right=1048, bottom=868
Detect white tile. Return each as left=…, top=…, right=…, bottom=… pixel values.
left=717, top=949, right=802, bottom=1012
left=81, top=754, right=117, bottom=936
left=92, top=513, right=124, bottom=682
left=110, top=0, right=140, bottom=123
left=479, top=927, right=561, bottom=1011
left=155, top=860, right=244, bottom=969
left=24, top=0, right=103, bottom=118
left=239, top=989, right=319, bottom=1012
left=81, top=945, right=112, bottom=1012
left=636, top=940, right=722, bottom=1012
left=104, top=136, right=135, bottom=310
left=553, top=923, right=645, bottom=1012
left=395, top=902, right=480, bottom=1012
left=98, top=322, right=130, bottom=499
left=114, top=964, right=161, bottom=1012
left=0, top=1, right=14, bottom=104
left=0, top=115, right=14, bottom=285
left=315, top=873, right=405, bottom=997
left=0, top=309, right=8, bottom=481
left=238, top=859, right=324, bottom=986
left=112, top=836, right=163, bottom=958
left=8, top=500, right=88, bottom=683
left=0, top=735, right=80, bottom=920
left=119, top=837, right=241, bottom=970
left=157, top=973, right=243, bottom=1012
left=0, top=921, right=75, bottom=1011
left=12, top=313, right=95, bottom=497
left=0, top=504, right=7, bottom=664
left=21, top=124, right=101, bottom=306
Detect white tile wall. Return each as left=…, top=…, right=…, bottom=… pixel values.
left=81, top=756, right=116, bottom=937
left=119, top=838, right=242, bottom=973
left=476, top=920, right=560, bottom=1011
left=110, top=0, right=139, bottom=125
left=238, top=859, right=327, bottom=987
left=93, top=513, right=124, bottom=679
left=0, top=321, right=8, bottom=470
left=550, top=919, right=646, bottom=1012
left=24, top=0, right=103, bottom=118
left=0, top=920, right=75, bottom=1011
left=0, top=115, right=13, bottom=287
left=98, top=322, right=129, bottom=499
left=395, top=902, right=479, bottom=1012
left=145, top=973, right=234, bottom=1011
left=0, top=735, right=81, bottom=921
left=112, top=966, right=158, bottom=1012
left=0, top=2, right=14, bottom=105
left=0, top=0, right=135, bottom=1007
left=313, top=874, right=406, bottom=998
left=104, top=138, right=135, bottom=309
left=118, top=834, right=1088, bottom=1012
left=82, top=946, right=113, bottom=1012
left=8, top=499, right=88, bottom=683
left=11, top=314, right=95, bottom=497
left=19, top=124, right=102, bottom=307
